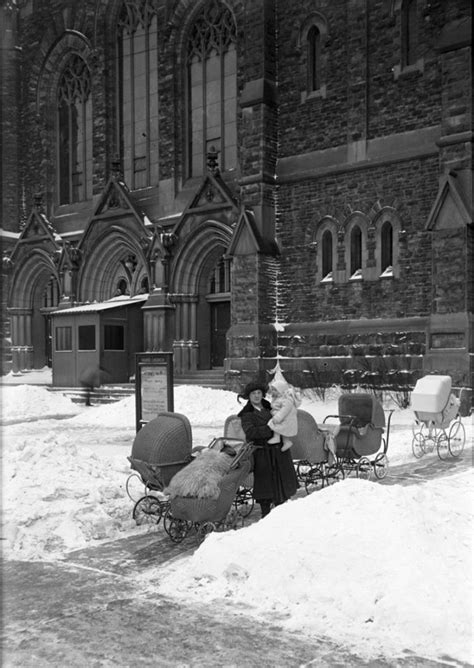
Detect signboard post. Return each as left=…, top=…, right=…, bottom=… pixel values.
left=135, top=352, right=174, bottom=431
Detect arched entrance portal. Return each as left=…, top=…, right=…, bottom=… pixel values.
left=7, top=252, right=60, bottom=372
left=170, top=222, right=232, bottom=374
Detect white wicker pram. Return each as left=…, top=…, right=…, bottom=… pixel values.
left=411, top=375, right=465, bottom=460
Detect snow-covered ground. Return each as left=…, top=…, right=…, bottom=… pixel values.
left=1, top=368, right=473, bottom=664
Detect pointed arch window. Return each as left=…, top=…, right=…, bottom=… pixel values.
left=209, top=256, right=230, bottom=294
left=321, top=229, right=333, bottom=280
left=57, top=55, right=92, bottom=204
left=350, top=226, right=362, bottom=278
left=307, top=25, right=321, bottom=92
left=381, top=221, right=393, bottom=274
left=401, top=0, right=417, bottom=67
left=117, top=0, right=159, bottom=190
left=186, top=0, right=237, bottom=178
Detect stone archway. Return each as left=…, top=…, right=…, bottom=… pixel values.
left=170, top=221, right=232, bottom=373
left=7, top=250, right=60, bottom=372
left=77, top=228, right=150, bottom=303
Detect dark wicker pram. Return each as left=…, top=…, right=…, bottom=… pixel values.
left=126, top=412, right=255, bottom=543
left=127, top=411, right=194, bottom=527
left=164, top=437, right=254, bottom=543
left=292, top=409, right=344, bottom=492
left=323, top=393, right=393, bottom=480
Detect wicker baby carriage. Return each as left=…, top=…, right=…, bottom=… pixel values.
left=163, top=437, right=254, bottom=543
left=323, top=393, right=393, bottom=479
left=411, top=375, right=465, bottom=460
left=127, top=411, right=194, bottom=526
left=292, top=409, right=344, bottom=492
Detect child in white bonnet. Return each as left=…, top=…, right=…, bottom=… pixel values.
left=267, top=380, right=301, bottom=451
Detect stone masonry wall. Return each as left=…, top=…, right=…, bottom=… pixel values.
left=275, top=156, right=438, bottom=323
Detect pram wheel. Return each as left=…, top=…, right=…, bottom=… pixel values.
left=196, top=521, right=216, bottom=544
left=356, top=457, right=372, bottom=480
left=436, top=432, right=450, bottom=460
left=234, top=487, right=254, bottom=517
left=163, top=510, right=192, bottom=543
left=126, top=473, right=144, bottom=502
left=373, top=453, right=388, bottom=479
left=133, top=496, right=163, bottom=525
left=448, top=420, right=465, bottom=457
left=411, top=431, right=425, bottom=459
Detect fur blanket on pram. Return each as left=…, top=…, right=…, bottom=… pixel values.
left=163, top=448, right=234, bottom=500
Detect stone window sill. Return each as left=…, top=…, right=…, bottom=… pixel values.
left=393, top=58, right=424, bottom=80
left=301, top=85, right=327, bottom=103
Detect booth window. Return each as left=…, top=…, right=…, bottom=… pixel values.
left=104, top=325, right=125, bottom=350
left=186, top=0, right=237, bottom=177
left=78, top=325, right=96, bottom=350
left=55, top=326, right=72, bottom=351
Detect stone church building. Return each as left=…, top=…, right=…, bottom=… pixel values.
left=1, top=0, right=472, bottom=391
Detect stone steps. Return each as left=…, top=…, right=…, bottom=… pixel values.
left=174, top=368, right=225, bottom=390
left=48, top=369, right=226, bottom=404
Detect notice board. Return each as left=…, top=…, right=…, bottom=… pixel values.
left=135, top=352, right=174, bottom=431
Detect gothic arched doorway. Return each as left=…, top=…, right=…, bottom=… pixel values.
left=170, top=221, right=232, bottom=373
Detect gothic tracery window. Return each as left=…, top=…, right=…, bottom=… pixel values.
left=57, top=55, right=92, bottom=204
left=186, top=0, right=237, bottom=178
left=117, top=0, right=159, bottom=189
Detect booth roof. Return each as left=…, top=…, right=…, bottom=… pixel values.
left=52, top=294, right=148, bottom=315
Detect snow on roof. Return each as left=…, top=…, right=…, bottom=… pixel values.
left=52, top=294, right=148, bottom=315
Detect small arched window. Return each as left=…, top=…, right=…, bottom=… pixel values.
left=117, top=0, right=159, bottom=189
left=321, top=229, right=333, bottom=279
left=307, top=25, right=321, bottom=92
left=186, top=0, right=237, bottom=178
left=401, top=0, right=417, bottom=67
left=381, top=221, right=393, bottom=273
left=350, top=226, right=362, bottom=277
left=57, top=55, right=92, bottom=204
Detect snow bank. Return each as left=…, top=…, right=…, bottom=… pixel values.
left=1, top=384, right=81, bottom=423
left=149, top=474, right=474, bottom=664
left=2, top=430, right=140, bottom=559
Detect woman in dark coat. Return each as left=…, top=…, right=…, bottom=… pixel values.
left=238, top=381, right=299, bottom=517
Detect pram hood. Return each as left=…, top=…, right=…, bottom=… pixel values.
left=411, top=375, right=452, bottom=414
left=338, top=393, right=385, bottom=429
left=130, top=411, right=193, bottom=467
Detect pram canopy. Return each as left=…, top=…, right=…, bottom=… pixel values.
left=336, top=393, right=385, bottom=458
left=411, top=375, right=459, bottom=427
left=129, top=411, right=193, bottom=489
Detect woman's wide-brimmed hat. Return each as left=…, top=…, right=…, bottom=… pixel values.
left=238, top=380, right=268, bottom=402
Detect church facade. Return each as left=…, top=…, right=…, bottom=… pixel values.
left=1, top=0, right=472, bottom=391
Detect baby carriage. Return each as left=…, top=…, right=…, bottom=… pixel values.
left=323, top=393, right=394, bottom=479
left=127, top=411, right=254, bottom=543
left=291, top=409, right=344, bottom=493
left=411, top=375, right=466, bottom=460
left=127, top=411, right=194, bottom=526
left=162, top=435, right=254, bottom=543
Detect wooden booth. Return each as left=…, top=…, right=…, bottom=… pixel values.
left=51, top=295, right=147, bottom=387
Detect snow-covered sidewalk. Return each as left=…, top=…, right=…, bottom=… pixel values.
left=1, top=380, right=473, bottom=664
